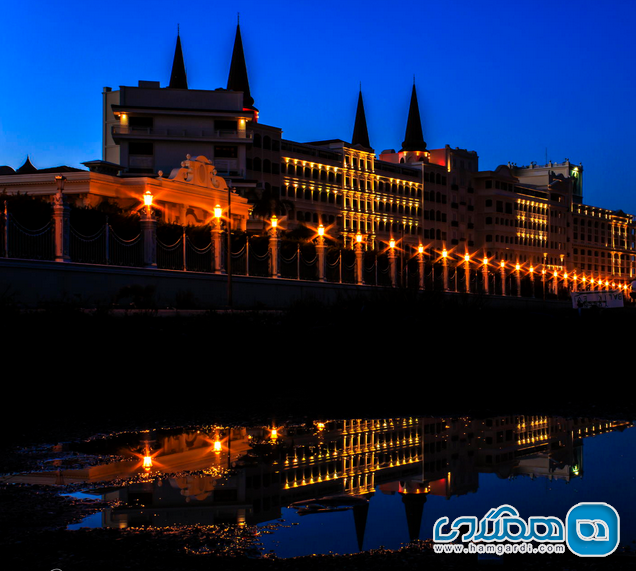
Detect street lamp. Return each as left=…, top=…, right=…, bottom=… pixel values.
left=143, top=190, right=153, bottom=211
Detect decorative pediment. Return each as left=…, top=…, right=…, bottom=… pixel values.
left=160, top=155, right=229, bottom=190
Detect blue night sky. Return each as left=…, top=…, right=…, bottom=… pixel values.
left=2, top=1, right=636, bottom=213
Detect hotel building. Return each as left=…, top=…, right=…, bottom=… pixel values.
left=2, top=23, right=635, bottom=290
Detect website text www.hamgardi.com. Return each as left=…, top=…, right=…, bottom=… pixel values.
left=434, top=542, right=565, bottom=555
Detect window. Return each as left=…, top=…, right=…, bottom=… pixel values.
left=215, top=145, right=237, bottom=158
left=129, top=142, right=153, bottom=155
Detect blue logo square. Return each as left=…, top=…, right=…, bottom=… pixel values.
left=565, top=502, right=619, bottom=557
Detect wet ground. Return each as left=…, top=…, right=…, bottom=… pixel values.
left=2, top=298, right=635, bottom=570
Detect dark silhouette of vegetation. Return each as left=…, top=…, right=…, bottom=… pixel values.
left=0, top=191, right=52, bottom=228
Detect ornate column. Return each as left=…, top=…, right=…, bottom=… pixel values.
left=53, top=176, right=70, bottom=263
left=515, top=263, right=521, bottom=297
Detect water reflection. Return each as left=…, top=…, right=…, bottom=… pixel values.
left=13, top=415, right=633, bottom=556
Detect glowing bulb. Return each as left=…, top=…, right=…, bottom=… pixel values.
left=318, top=224, right=324, bottom=236
left=143, top=456, right=153, bottom=470
left=271, top=215, right=278, bottom=228
left=143, top=191, right=153, bottom=207
left=214, top=204, right=222, bottom=218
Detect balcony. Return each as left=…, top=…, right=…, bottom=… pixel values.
left=112, top=125, right=253, bottom=143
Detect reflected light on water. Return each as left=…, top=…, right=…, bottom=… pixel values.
left=6, top=415, right=634, bottom=559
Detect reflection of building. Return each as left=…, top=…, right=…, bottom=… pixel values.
left=39, top=416, right=628, bottom=543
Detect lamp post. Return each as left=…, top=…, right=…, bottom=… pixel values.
left=317, top=224, right=326, bottom=282
left=515, top=262, right=521, bottom=298
left=355, top=231, right=364, bottom=285
left=388, top=238, right=397, bottom=287
left=418, top=244, right=425, bottom=291
left=442, top=248, right=449, bottom=292
left=464, top=253, right=470, bottom=294
left=500, top=260, right=506, bottom=296
left=227, top=184, right=233, bottom=308
left=542, top=268, right=546, bottom=299
left=529, top=266, right=535, bottom=298
left=269, top=215, right=280, bottom=278
left=213, top=204, right=223, bottom=274
left=53, top=175, right=70, bottom=262
left=482, top=256, right=489, bottom=294
left=141, top=190, right=157, bottom=268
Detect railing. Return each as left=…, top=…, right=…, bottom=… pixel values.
left=6, top=217, right=54, bottom=261
left=112, top=125, right=252, bottom=140
left=1, top=204, right=633, bottom=300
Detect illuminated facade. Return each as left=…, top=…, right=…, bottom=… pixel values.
left=3, top=24, right=635, bottom=291
left=0, top=154, right=250, bottom=229
left=97, top=25, right=636, bottom=289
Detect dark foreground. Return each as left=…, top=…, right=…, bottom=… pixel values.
left=2, top=295, right=635, bottom=570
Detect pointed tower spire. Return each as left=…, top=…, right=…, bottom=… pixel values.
left=17, top=156, right=38, bottom=174
left=351, top=88, right=371, bottom=150
left=401, top=84, right=426, bottom=151
left=169, top=27, right=188, bottom=89
left=227, top=20, right=255, bottom=110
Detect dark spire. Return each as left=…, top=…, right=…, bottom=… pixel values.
left=16, top=156, right=38, bottom=174
left=169, top=27, right=188, bottom=89
left=227, top=21, right=255, bottom=110
left=351, top=89, right=371, bottom=150
left=401, top=84, right=426, bottom=151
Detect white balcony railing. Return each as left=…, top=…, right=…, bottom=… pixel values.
left=112, top=125, right=252, bottom=140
